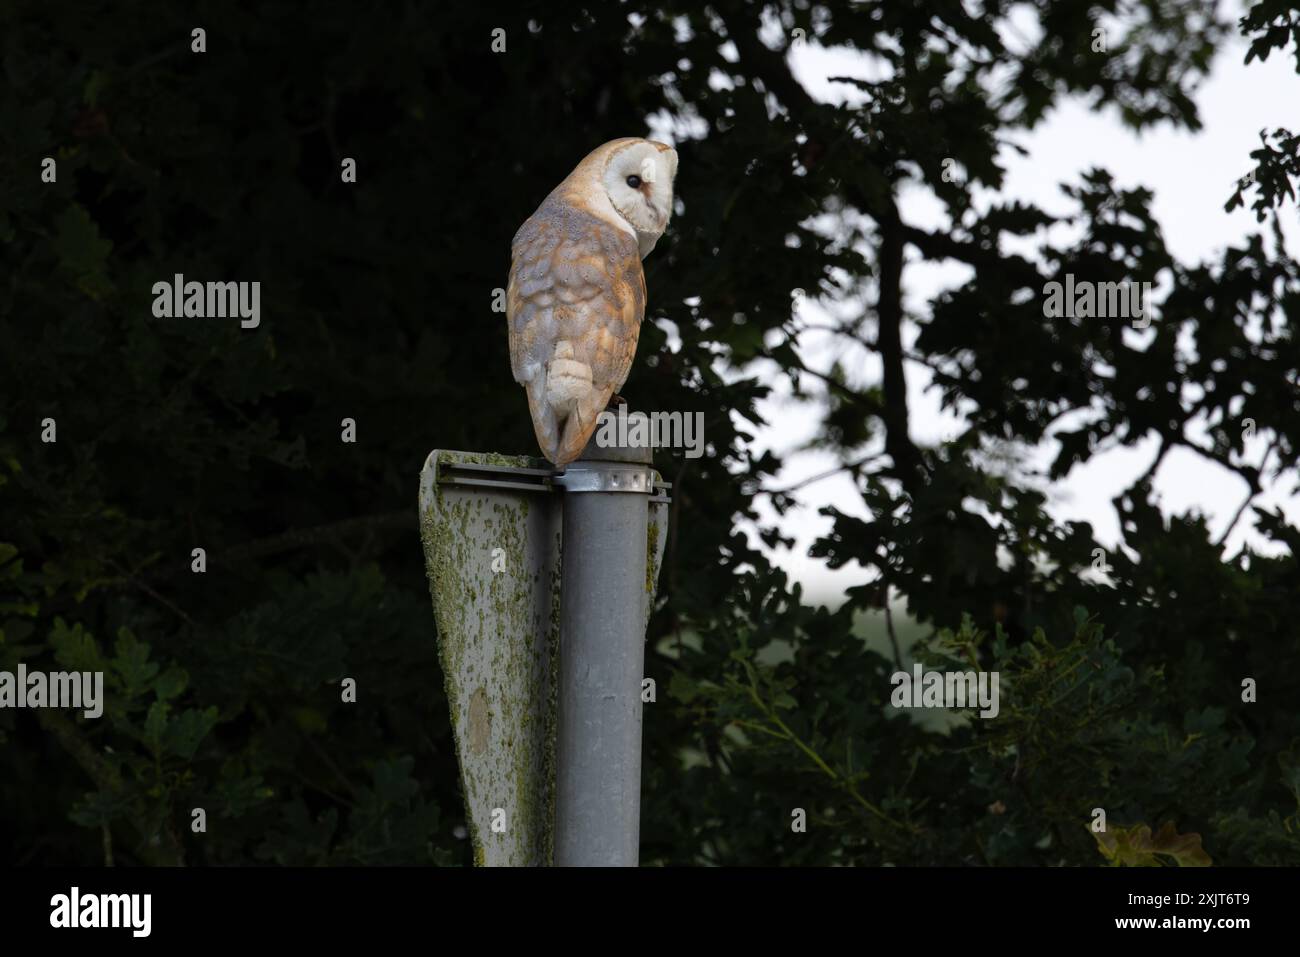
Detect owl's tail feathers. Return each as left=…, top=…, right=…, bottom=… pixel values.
left=554, top=388, right=608, bottom=466
left=523, top=378, right=562, bottom=464
left=524, top=340, right=606, bottom=467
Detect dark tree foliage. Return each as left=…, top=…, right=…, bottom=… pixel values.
left=1, top=0, right=1297, bottom=865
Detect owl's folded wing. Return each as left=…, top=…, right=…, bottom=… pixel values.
left=506, top=203, right=646, bottom=465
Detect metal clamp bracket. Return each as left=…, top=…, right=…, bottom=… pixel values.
left=428, top=451, right=672, bottom=503
left=554, top=463, right=658, bottom=495
left=431, top=458, right=557, bottom=494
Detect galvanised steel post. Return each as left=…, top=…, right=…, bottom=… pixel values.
left=552, top=430, right=655, bottom=866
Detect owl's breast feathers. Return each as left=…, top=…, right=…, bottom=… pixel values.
left=506, top=197, right=647, bottom=466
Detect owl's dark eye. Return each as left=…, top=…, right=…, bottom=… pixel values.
left=626, top=175, right=642, bottom=188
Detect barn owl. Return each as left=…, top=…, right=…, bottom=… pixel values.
left=507, top=137, right=678, bottom=467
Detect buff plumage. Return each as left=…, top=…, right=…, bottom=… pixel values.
left=507, top=138, right=677, bottom=466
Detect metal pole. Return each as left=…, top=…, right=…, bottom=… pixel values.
left=553, top=429, right=654, bottom=866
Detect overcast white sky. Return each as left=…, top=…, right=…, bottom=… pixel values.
left=721, top=3, right=1300, bottom=604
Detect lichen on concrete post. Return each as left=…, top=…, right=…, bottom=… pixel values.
left=419, top=432, right=669, bottom=866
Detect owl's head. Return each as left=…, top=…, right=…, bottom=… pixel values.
left=551, top=137, right=679, bottom=259
left=597, top=139, right=678, bottom=257
left=601, top=139, right=677, bottom=236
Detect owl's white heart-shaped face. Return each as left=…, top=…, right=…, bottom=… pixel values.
left=601, top=140, right=678, bottom=256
